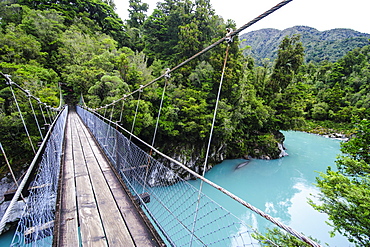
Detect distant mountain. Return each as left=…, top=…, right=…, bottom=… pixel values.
left=239, top=26, right=370, bottom=65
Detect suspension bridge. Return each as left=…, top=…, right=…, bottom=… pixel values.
left=0, top=0, right=323, bottom=246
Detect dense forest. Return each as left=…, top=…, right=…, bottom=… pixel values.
left=0, top=0, right=369, bottom=245
left=240, top=26, right=370, bottom=64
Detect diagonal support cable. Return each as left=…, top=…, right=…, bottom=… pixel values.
left=142, top=74, right=170, bottom=194
left=0, top=143, right=19, bottom=189
left=190, top=43, right=230, bottom=246
left=5, top=76, right=36, bottom=154
left=130, top=85, right=143, bottom=141
left=90, top=0, right=294, bottom=112
left=78, top=106, right=321, bottom=247
left=27, top=91, right=44, bottom=140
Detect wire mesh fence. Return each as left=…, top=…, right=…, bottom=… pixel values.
left=77, top=106, right=262, bottom=247
left=10, top=106, right=68, bottom=247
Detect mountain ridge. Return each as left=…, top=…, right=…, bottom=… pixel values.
left=239, top=25, right=370, bottom=64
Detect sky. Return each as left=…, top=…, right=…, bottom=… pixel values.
left=114, top=0, right=370, bottom=34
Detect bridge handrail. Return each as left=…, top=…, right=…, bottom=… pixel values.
left=77, top=106, right=261, bottom=246
left=78, top=106, right=321, bottom=247
left=0, top=105, right=68, bottom=234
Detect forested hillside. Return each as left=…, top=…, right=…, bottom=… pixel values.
left=240, top=26, right=370, bottom=64
left=0, top=0, right=295, bottom=176
left=1, top=0, right=370, bottom=172
left=1, top=0, right=370, bottom=244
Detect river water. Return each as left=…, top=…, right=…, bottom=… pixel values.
left=0, top=131, right=352, bottom=246
left=187, top=131, right=352, bottom=246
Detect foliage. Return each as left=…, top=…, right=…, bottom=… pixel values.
left=253, top=227, right=320, bottom=247
left=269, top=35, right=304, bottom=93
left=310, top=119, right=370, bottom=246
left=1, top=5, right=370, bottom=245
left=239, top=26, right=370, bottom=65
left=3, top=0, right=368, bottom=170
left=127, top=0, right=149, bottom=28
left=16, top=0, right=128, bottom=47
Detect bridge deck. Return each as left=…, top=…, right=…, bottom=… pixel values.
left=55, top=110, right=163, bottom=246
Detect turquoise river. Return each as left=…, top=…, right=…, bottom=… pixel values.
left=187, top=131, right=353, bottom=246
left=0, top=131, right=353, bottom=246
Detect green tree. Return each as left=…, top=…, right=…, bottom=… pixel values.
left=268, top=34, right=304, bottom=95
left=0, top=23, right=43, bottom=64
left=311, top=102, right=329, bottom=120
left=254, top=227, right=319, bottom=247
left=143, top=1, right=189, bottom=61
left=16, top=0, right=128, bottom=47
left=87, top=75, right=129, bottom=107
left=320, top=82, right=345, bottom=113
left=19, top=8, right=65, bottom=50
left=263, top=35, right=306, bottom=131
left=127, top=0, right=149, bottom=28
left=268, top=81, right=311, bottom=130
left=310, top=119, right=370, bottom=246
left=0, top=3, right=24, bottom=28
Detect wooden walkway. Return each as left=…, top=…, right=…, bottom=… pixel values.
left=54, top=110, right=164, bottom=246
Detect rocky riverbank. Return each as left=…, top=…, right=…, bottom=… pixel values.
left=303, top=126, right=349, bottom=141
left=299, top=124, right=350, bottom=141
left=154, top=131, right=288, bottom=183
left=0, top=176, right=24, bottom=234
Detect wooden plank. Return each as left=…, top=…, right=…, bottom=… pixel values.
left=74, top=117, right=135, bottom=246
left=71, top=113, right=107, bottom=247
left=79, top=120, right=162, bottom=247
left=57, top=110, right=163, bottom=247
left=59, top=114, right=79, bottom=246
left=24, top=221, right=54, bottom=236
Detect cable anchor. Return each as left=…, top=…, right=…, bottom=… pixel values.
left=1, top=73, right=13, bottom=85
left=25, top=90, right=31, bottom=98
left=164, top=68, right=171, bottom=78
left=225, top=28, right=234, bottom=43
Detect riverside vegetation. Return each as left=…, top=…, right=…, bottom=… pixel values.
left=0, top=0, right=369, bottom=245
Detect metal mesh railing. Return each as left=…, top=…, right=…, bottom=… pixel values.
left=10, top=106, right=68, bottom=246
left=77, top=106, right=261, bottom=246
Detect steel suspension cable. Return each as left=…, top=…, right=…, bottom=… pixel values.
left=8, top=81, right=36, bottom=154
left=0, top=106, right=67, bottom=234
left=1, top=73, right=54, bottom=130
left=118, top=98, right=126, bottom=123
left=57, top=82, right=64, bottom=110
left=142, top=73, right=170, bottom=194
left=202, top=44, right=229, bottom=177
left=104, top=103, right=116, bottom=148
left=130, top=85, right=143, bottom=141
left=0, top=142, right=19, bottom=189
left=39, top=102, right=48, bottom=125
left=104, top=106, right=108, bottom=118
left=109, top=103, right=115, bottom=122
left=45, top=104, right=53, bottom=123
left=86, top=108, right=321, bottom=247
left=51, top=108, right=56, bottom=119
left=0, top=142, right=26, bottom=203
left=90, top=0, right=294, bottom=112
left=190, top=43, right=230, bottom=246
left=80, top=93, right=87, bottom=108
left=27, top=91, right=44, bottom=140
left=151, top=72, right=170, bottom=148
